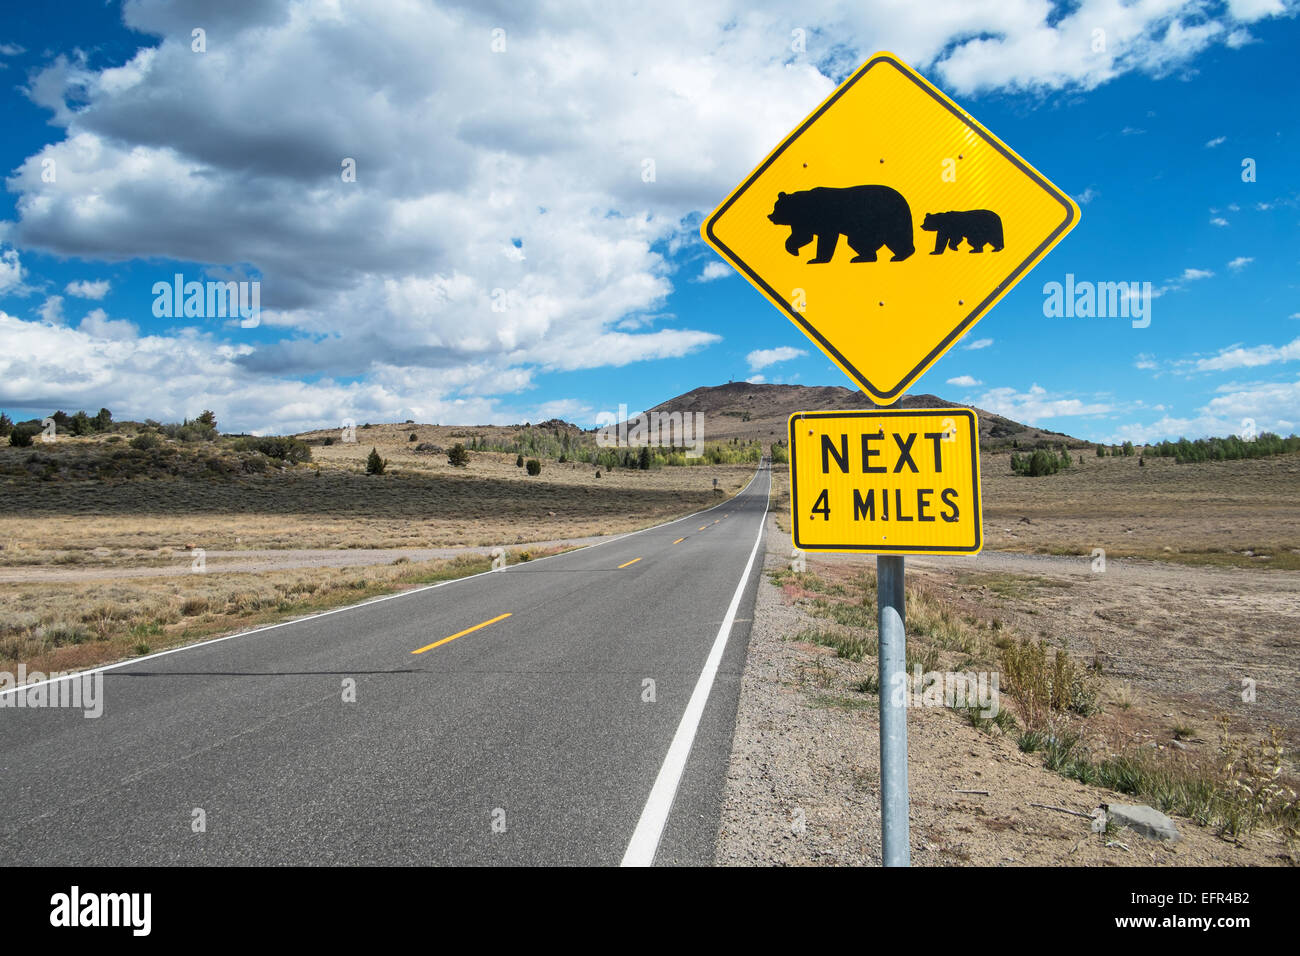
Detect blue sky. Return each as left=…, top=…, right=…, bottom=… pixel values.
left=0, top=0, right=1297, bottom=442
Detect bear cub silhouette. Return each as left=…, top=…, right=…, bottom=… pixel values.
left=921, top=210, right=1004, bottom=254
left=769, top=185, right=914, bottom=264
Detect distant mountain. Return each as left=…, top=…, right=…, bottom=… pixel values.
left=638, top=382, right=1085, bottom=449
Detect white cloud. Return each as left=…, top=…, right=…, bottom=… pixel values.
left=78, top=308, right=138, bottom=341
left=65, top=279, right=110, bottom=299
left=945, top=375, right=982, bottom=387
left=0, top=246, right=23, bottom=294
left=1210, top=217, right=1229, bottom=227
left=1226, top=256, right=1253, bottom=271
left=962, top=337, right=994, bottom=351
left=1107, top=377, right=1300, bottom=444
left=1180, top=268, right=1214, bottom=281
left=1204, top=135, right=1226, bottom=147
left=972, top=384, right=1111, bottom=421
left=746, top=345, right=807, bottom=371
left=693, top=261, right=731, bottom=283
left=38, top=295, right=64, bottom=324
left=1075, top=187, right=1098, bottom=205
left=0, top=309, right=510, bottom=432
left=1194, top=336, right=1300, bottom=372
left=745, top=374, right=766, bottom=384
left=1134, top=353, right=1157, bottom=370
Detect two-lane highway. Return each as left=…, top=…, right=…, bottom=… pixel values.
left=0, top=462, right=772, bottom=866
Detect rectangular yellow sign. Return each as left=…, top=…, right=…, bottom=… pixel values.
left=788, top=408, right=982, bottom=555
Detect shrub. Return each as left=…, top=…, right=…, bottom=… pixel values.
left=130, top=432, right=160, bottom=451
left=515, top=454, right=524, bottom=467
left=365, top=448, right=387, bottom=475
left=409, top=432, right=418, bottom=442
left=525, top=458, right=541, bottom=476
left=447, top=443, right=469, bottom=467
left=9, top=427, right=34, bottom=448
left=238, top=436, right=312, bottom=464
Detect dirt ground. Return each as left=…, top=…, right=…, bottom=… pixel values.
left=715, top=509, right=1297, bottom=866
left=980, top=450, right=1300, bottom=566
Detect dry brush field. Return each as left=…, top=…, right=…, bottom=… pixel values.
left=0, top=425, right=756, bottom=673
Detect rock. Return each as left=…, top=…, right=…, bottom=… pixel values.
left=1171, top=740, right=1188, bottom=751
left=1107, top=804, right=1182, bottom=842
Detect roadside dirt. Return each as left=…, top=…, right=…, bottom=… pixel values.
left=0, top=537, right=607, bottom=583
left=714, top=511, right=1296, bottom=866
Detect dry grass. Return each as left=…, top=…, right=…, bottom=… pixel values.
left=0, top=549, right=561, bottom=674
left=0, top=427, right=752, bottom=562
left=981, top=450, right=1300, bottom=563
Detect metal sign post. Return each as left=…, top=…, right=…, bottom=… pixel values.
left=876, top=554, right=908, bottom=866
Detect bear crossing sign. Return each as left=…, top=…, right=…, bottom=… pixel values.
left=702, top=52, right=1079, bottom=405
left=789, top=408, right=982, bottom=555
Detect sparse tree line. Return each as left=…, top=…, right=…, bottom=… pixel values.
left=1, top=407, right=312, bottom=465
left=1147, top=432, right=1300, bottom=464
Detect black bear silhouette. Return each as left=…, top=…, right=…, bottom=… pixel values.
left=768, top=185, right=915, bottom=264
left=920, top=210, right=1004, bottom=254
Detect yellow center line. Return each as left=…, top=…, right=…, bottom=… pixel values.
left=698, top=525, right=707, bottom=531
left=412, top=612, right=512, bottom=654
left=672, top=537, right=685, bottom=544
left=618, top=557, right=642, bottom=569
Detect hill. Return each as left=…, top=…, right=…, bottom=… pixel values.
left=637, top=382, right=1085, bottom=449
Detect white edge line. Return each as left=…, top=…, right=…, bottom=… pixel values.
left=0, top=463, right=765, bottom=699
left=621, top=464, right=771, bottom=866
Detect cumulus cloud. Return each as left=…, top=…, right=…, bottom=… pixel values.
left=945, top=375, right=982, bottom=387
left=2, top=0, right=1294, bottom=427
left=1205, top=135, right=1226, bottom=147
left=1194, top=336, right=1300, bottom=372
left=65, top=279, right=110, bottom=299
left=747, top=345, right=807, bottom=371
left=0, top=309, right=515, bottom=432
left=1107, top=376, right=1300, bottom=444
left=693, top=261, right=732, bottom=283
left=962, top=338, right=994, bottom=351
left=0, top=246, right=24, bottom=294
left=1227, top=256, right=1254, bottom=271
left=972, top=384, right=1112, bottom=421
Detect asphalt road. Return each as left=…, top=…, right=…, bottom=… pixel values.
left=0, top=462, right=772, bottom=866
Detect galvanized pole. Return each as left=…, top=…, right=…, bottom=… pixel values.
left=877, top=554, right=910, bottom=866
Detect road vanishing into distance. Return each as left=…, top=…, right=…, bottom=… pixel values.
left=0, top=462, right=772, bottom=866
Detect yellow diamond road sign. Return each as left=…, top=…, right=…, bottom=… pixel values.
left=704, top=52, right=1079, bottom=405
left=789, top=408, right=982, bottom=555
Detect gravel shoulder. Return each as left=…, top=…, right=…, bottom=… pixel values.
left=713, top=511, right=1294, bottom=866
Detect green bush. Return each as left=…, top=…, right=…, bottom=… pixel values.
left=447, top=443, right=469, bottom=467
left=129, top=432, right=160, bottom=451
left=9, top=427, right=34, bottom=448
left=238, top=436, right=312, bottom=464
left=515, top=454, right=524, bottom=467
left=366, top=448, right=387, bottom=475
left=525, top=458, right=541, bottom=476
